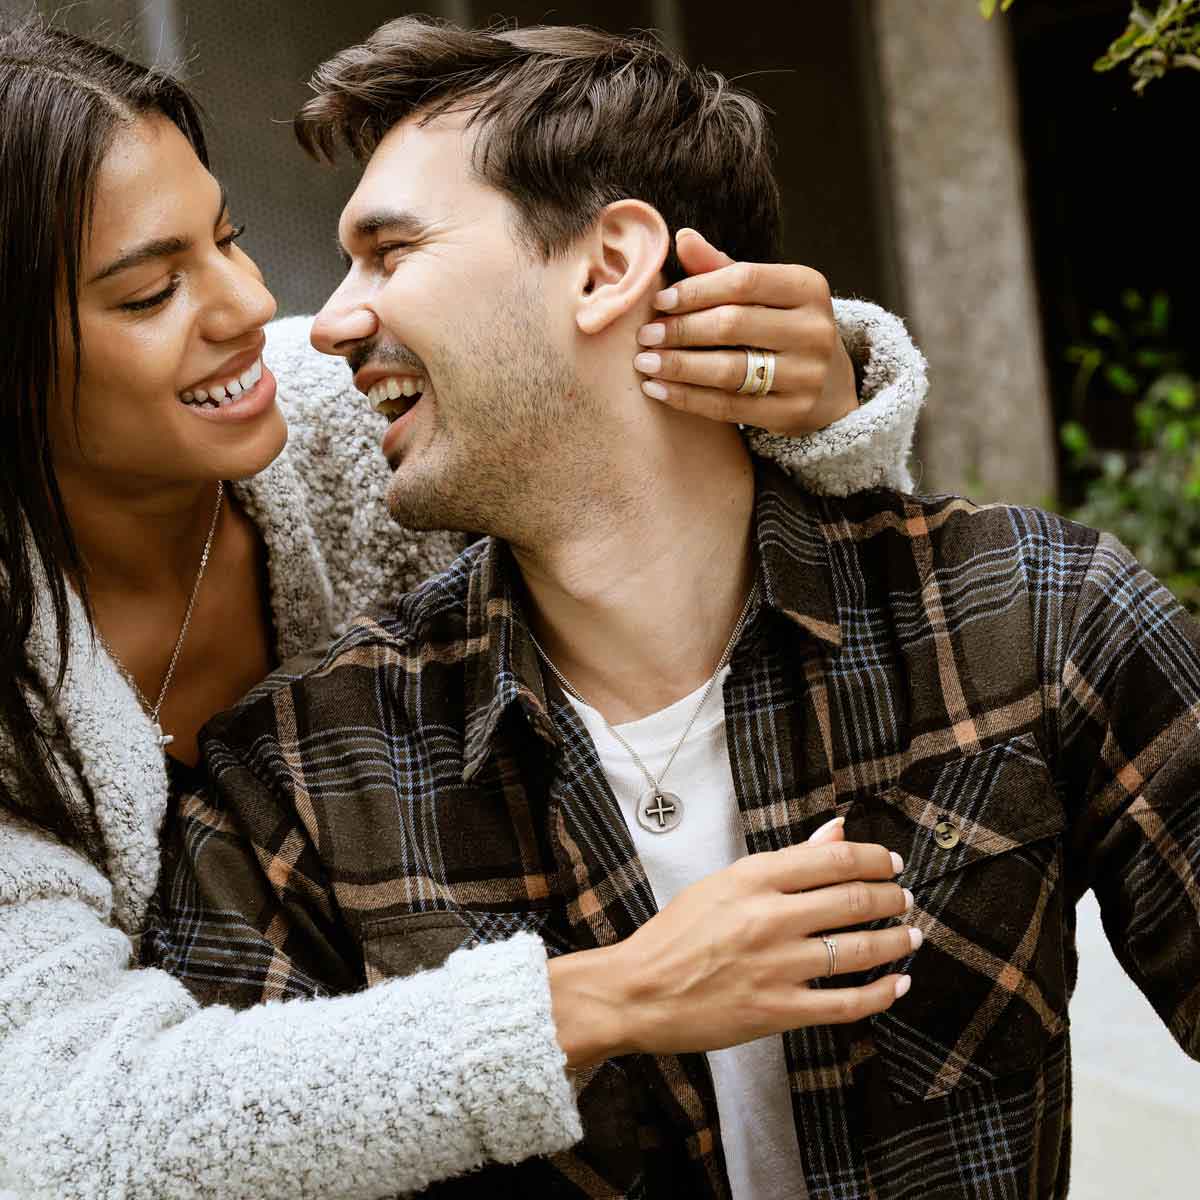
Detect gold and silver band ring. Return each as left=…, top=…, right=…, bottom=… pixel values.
left=736, top=347, right=777, bottom=398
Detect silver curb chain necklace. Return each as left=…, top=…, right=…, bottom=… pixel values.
left=96, top=480, right=224, bottom=752
left=529, top=579, right=759, bottom=835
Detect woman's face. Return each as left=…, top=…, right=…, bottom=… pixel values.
left=53, top=114, right=286, bottom=490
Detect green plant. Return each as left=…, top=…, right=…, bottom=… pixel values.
left=1061, top=291, right=1200, bottom=614
left=981, top=0, right=1200, bottom=92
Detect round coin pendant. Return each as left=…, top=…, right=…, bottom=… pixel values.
left=637, top=790, right=683, bottom=834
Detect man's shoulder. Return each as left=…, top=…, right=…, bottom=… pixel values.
left=202, top=537, right=490, bottom=751
left=815, top=487, right=1102, bottom=578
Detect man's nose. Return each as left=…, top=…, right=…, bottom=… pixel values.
left=311, top=283, right=378, bottom=357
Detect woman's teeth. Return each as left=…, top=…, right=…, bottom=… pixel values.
left=367, top=375, right=426, bottom=419
left=180, top=357, right=263, bottom=408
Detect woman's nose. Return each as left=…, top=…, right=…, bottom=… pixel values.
left=205, top=258, right=278, bottom=342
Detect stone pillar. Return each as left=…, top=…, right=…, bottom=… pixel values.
left=870, top=2, right=1057, bottom=504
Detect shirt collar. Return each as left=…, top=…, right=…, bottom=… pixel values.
left=751, top=458, right=843, bottom=651
left=461, top=538, right=558, bottom=782
left=460, top=458, right=841, bottom=782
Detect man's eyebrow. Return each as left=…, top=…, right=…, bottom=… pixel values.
left=338, top=208, right=426, bottom=268
left=89, top=184, right=230, bottom=284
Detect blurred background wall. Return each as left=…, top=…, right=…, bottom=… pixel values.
left=4, top=2, right=1196, bottom=1195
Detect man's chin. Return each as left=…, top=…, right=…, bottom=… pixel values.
left=384, top=465, right=467, bottom=533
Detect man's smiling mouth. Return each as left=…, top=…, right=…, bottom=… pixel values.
left=366, top=374, right=426, bottom=419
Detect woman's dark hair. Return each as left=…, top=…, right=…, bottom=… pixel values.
left=0, top=19, right=207, bottom=846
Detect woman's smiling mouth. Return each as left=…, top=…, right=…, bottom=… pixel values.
left=180, top=356, right=264, bottom=408
left=178, top=357, right=277, bottom=422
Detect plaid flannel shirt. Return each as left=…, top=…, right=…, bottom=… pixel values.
left=154, top=461, right=1200, bottom=1199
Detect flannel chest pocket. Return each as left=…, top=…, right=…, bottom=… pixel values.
left=361, top=907, right=559, bottom=985
left=844, top=733, right=1068, bottom=1104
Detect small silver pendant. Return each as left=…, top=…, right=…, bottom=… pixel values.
left=637, top=790, right=683, bottom=834
left=152, top=722, right=175, bottom=750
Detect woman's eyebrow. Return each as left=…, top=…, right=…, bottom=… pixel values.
left=88, top=184, right=230, bottom=284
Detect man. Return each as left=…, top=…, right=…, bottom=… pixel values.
left=177, top=18, right=1199, bottom=1200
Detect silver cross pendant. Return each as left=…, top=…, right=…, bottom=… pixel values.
left=152, top=722, right=175, bottom=749
left=636, top=790, right=683, bottom=834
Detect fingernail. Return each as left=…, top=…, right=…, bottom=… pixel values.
left=676, top=227, right=700, bottom=241
left=642, top=380, right=669, bottom=401
left=894, top=974, right=912, bottom=1000
left=903, top=888, right=914, bottom=912
left=654, top=288, right=678, bottom=311
left=638, top=323, right=666, bottom=346
left=890, top=852, right=904, bottom=875
left=634, top=352, right=662, bottom=373
left=908, top=926, right=924, bottom=951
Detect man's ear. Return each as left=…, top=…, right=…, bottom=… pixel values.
left=574, top=200, right=670, bottom=336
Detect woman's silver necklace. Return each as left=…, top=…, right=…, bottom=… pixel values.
left=96, top=480, right=224, bottom=752
left=529, top=580, right=758, bottom=835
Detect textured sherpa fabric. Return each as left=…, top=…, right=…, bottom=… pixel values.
left=0, top=819, right=570, bottom=1198
left=0, top=303, right=926, bottom=1199
left=748, top=299, right=927, bottom=495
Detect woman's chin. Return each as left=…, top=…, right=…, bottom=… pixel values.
left=209, top=404, right=290, bottom=481
left=170, top=366, right=287, bottom=479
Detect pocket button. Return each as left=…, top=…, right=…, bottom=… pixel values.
left=933, top=819, right=960, bottom=849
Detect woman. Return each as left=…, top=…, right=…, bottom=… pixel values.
left=0, top=19, right=927, bottom=1200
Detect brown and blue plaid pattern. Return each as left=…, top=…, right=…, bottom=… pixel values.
left=151, top=461, right=1200, bottom=1198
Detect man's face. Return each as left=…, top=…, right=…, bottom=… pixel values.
left=311, top=114, right=601, bottom=539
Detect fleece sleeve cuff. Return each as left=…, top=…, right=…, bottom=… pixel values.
left=747, top=298, right=928, bottom=496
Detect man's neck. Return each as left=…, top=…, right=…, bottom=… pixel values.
left=513, top=423, right=757, bottom=725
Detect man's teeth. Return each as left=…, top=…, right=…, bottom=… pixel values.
left=180, top=357, right=264, bottom=408
left=367, top=375, right=426, bottom=417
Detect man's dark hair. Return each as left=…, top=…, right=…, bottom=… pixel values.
left=294, top=17, right=782, bottom=282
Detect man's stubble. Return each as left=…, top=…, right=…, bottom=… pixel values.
left=384, top=277, right=620, bottom=547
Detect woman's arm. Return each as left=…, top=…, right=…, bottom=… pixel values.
left=0, top=808, right=579, bottom=1199
left=747, top=297, right=926, bottom=495
left=632, top=231, right=927, bottom=494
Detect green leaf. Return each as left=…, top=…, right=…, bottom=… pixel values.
left=1090, top=312, right=1120, bottom=339
left=1151, top=292, right=1171, bottom=335
left=1109, top=23, right=1144, bottom=55
left=1121, top=289, right=1145, bottom=311
left=1105, top=363, right=1140, bottom=394
left=979, top=0, right=998, bottom=17
left=1167, top=381, right=1196, bottom=411
left=1135, top=348, right=1166, bottom=368
left=1136, top=406, right=1161, bottom=439
left=1165, top=421, right=1191, bottom=452
left=1061, top=421, right=1091, bottom=454
left=1149, top=373, right=1197, bottom=412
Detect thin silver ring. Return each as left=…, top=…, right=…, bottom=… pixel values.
left=822, top=935, right=838, bottom=978
left=737, top=348, right=765, bottom=395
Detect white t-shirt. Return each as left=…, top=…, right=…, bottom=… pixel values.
left=565, top=667, right=808, bottom=1200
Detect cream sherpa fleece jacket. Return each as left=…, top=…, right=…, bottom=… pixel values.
left=0, top=303, right=926, bottom=1200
